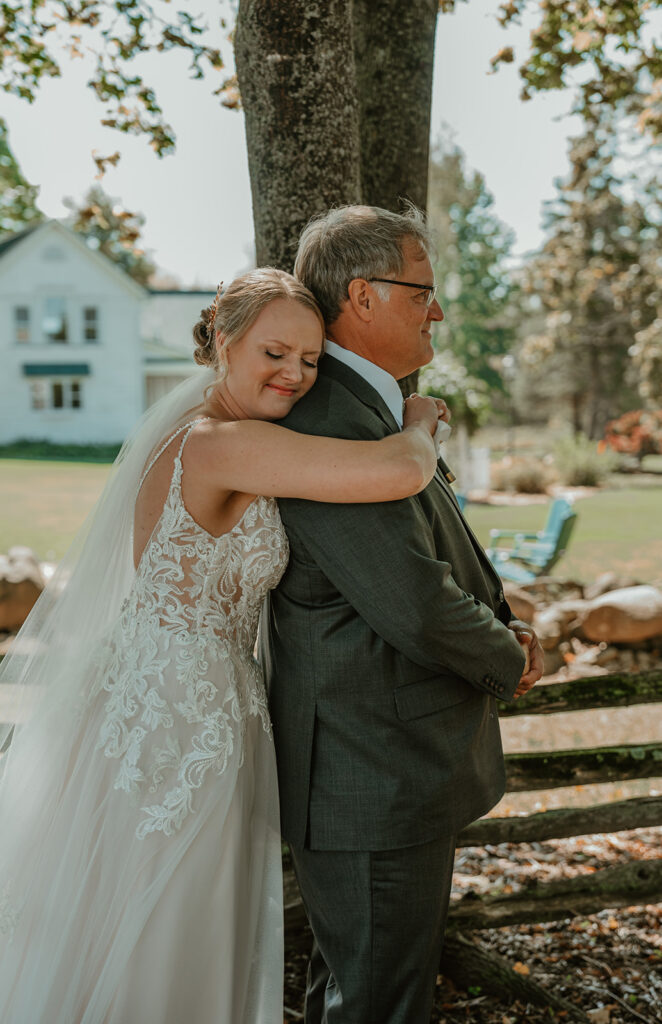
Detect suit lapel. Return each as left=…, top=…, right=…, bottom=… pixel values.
left=318, top=354, right=401, bottom=434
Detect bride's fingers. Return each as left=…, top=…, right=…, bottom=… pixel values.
left=435, top=399, right=451, bottom=423
left=407, top=395, right=451, bottom=423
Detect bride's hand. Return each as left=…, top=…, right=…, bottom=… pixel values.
left=403, top=394, right=449, bottom=436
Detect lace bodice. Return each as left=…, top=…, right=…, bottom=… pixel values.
left=132, top=421, right=288, bottom=655
left=92, top=420, right=289, bottom=838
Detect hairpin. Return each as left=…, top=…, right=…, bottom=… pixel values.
left=206, top=282, right=223, bottom=339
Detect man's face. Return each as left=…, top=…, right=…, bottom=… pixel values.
left=367, top=240, right=444, bottom=379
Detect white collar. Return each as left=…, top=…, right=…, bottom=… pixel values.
left=324, top=339, right=403, bottom=428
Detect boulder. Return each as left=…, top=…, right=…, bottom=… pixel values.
left=533, top=599, right=586, bottom=651
left=503, top=584, right=536, bottom=624
left=579, top=585, right=662, bottom=644
left=0, top=547, right=44, bottom=632
left=583, top=571, right=640, bottom=602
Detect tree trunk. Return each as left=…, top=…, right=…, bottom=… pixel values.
left=235, top=0, right=362, bottom=270
left=498, top=669, right=662, bottom=717
left=505, top=742, right=662, bottom=792
left=458, top=795, right=662, bottom=847
left=352, top=0, right=438, bottom=214
left=352, top=0, right=439, bottom=399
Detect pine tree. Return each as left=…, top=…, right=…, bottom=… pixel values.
left=428, top=142, right=517, bottom=394
left=519, top=112, right=661, bottom=436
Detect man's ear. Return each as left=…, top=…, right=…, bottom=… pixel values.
left=346, top=278, right=375, bottom=324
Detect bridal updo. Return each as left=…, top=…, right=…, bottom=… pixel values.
left=192, top=268, right=324, bottom=380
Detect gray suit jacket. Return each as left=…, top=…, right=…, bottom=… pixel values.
left=260, top=354, right=526, bottom=851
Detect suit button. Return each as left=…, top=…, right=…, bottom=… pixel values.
left=497, top=684, right=505, bottom=694
left=497, top=590, right=504, bottom=603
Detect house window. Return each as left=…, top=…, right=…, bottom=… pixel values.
left=29, top=380, right=48, bottom=410
left=83, top=307, right=99, bottom=343
left=14, top=306, right=30, bottom=343
left=43, top=298, right=68, bottom=343
left=30, top=378, right=83, bottom=410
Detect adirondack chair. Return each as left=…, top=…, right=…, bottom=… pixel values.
left=486, top=497, right=577, bottom=584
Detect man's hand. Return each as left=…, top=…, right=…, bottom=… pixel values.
left=508, top=620, right=544, bottom=699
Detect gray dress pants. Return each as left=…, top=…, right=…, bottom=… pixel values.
left=290, top=833, right=456, bottom=1024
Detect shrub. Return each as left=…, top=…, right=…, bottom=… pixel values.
left=419, top=350, right=491, bottom=434
left=0, top=439, right=121, bottom=463
left=601, top=409, right=662, bottom=461
left=554, top=433, right=618, bottom=486
left=491, top=457, right=553, bottom=494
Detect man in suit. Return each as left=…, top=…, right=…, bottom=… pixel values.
left=260, top=205, right=543, bottom=1023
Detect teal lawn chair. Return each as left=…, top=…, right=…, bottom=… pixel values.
left=486, top=497, right=577, bottom=584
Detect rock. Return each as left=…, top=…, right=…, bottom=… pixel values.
left=533, top=600, right=586, bottom=651
left=503, top=585, right=536, bottom=624
left=583, top=571, right=640, bottom=602
left=579, top=585, right=662, bottom=644
left=540, top=647, right=565, bottom=676
left=0, top=548, right=44, bottom=632
left=516, top=578, right=584, bottom=604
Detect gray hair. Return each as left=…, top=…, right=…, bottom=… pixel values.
left=293, top=204, right=433, bottom=326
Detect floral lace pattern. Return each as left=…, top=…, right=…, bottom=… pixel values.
left=93, top=422, right=288, bottom=839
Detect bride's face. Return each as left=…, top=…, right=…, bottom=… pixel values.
left=221, top=298, right=324, bottom=420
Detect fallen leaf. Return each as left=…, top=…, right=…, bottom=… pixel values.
left=513, top=961, right=530, bottom=975
left=587, top=1008, right=612, bottom=1023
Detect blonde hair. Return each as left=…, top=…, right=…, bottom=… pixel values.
left=192, top=268, right=324, bottom=380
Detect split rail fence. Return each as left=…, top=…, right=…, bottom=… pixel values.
left=283, top=668, right=662, bottom=1017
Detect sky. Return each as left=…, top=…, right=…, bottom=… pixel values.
left=3, top=1, right=583, bottom=288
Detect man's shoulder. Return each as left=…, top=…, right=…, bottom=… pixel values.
left=279, top=362, right=375, bottom=438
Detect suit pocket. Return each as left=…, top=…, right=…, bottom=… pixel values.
left=393, top=673, right=474, bottom=722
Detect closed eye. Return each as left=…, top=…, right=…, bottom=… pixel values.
left=267, top=350, right=318, bottom=369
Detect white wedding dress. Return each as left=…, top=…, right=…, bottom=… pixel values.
left=0, top=419, right=288, bottom=1023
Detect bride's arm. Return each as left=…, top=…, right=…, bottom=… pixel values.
left=195, top=397, right=441, bottom=503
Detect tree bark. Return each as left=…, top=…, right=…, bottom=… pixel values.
left=352, top=0, right=438, bottom=214
left=352, top=0, right=439, bottom=400
left=235, top=0, right=361, bottom=269
left=448, top=857, right=662, bottom=930
left=505, top=742, right=662, bottom=792
left=498, top=669, right=662, bottom=717
left=458, top=795, right=662, bottom=847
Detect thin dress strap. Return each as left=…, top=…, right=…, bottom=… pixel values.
left=138, top=419, right=204, bottom=495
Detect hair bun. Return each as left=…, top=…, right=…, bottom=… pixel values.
left=192, top=306, right=216, bottom=366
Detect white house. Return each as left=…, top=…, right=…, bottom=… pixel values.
left=0, top=221, right=214, bottom=445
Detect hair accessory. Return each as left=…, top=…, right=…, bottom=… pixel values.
left=206, top=282, right=224, bottom=340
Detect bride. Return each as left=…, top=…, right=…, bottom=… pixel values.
left=0, top=268, right=445, bottom=1023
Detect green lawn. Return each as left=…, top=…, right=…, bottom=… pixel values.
left=1, top=457, right=661, bottom=583
left=465, top=487, right=662, bottom=583
left=0, top=459, right=111, bottom=561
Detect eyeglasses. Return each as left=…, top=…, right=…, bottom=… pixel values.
left=368, top=278, right=438, bottom=307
